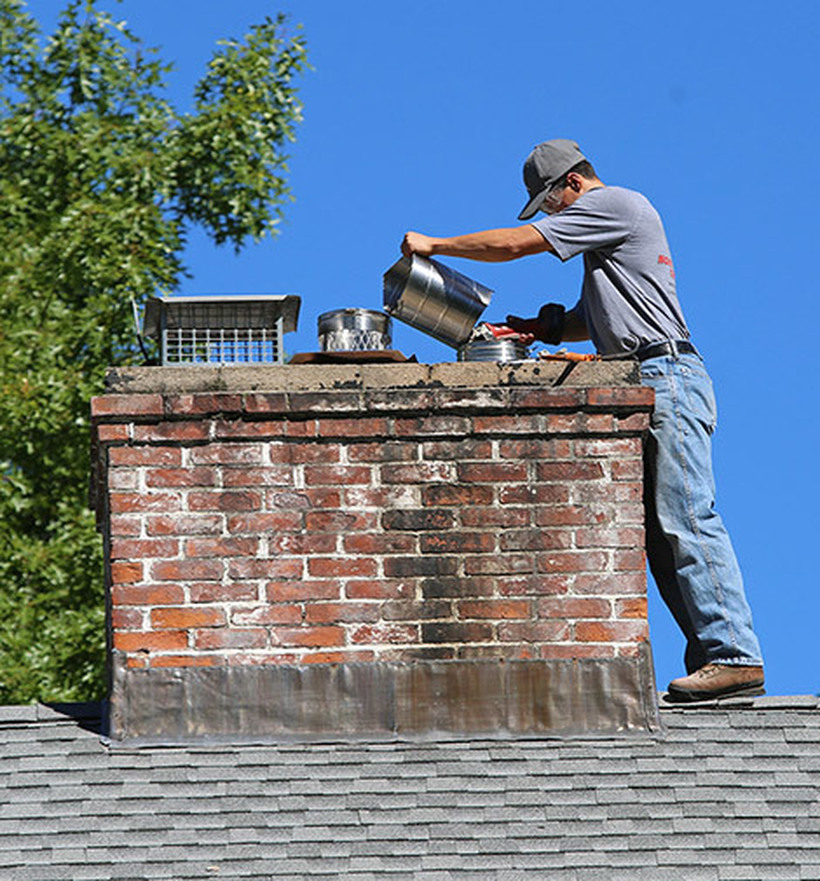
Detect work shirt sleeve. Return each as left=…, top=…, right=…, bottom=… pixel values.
left=530, top=187, right=639, bottom=261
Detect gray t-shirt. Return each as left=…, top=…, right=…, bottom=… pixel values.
left=531, top=186, right=689, bottom=356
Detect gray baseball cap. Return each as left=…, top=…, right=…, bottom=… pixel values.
left=518, top=139, right=588, bottom=220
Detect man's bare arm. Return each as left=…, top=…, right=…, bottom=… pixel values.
left=401, top=225, right=553, bottom=262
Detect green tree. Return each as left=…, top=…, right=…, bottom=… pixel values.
left=0, top=0, right=308, bottom=703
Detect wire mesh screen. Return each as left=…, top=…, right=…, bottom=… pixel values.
left=163, top=326, right=282, bottom=364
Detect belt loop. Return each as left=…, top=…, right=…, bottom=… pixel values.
left=669, top=339, right=679, bottom=359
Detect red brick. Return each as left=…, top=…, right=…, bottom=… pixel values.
left=184, top=537, right=259, bottom=557
left=345, top=487, right=418, bottom=509
left=351, top=623, right=419, bottom=644
left=421, top=576, right=496, bottom=599
left=616, top=412, right=651, bottom=432
left=231, top=605, right=303, bottom=626
left=343, top=534, right=416, bottom=554
left=540, top=644, right=614, bottom=660
left=304, top=511, right=377, bottom=532
left=113, top=630, right=188, bottom=652
left=575, top=527, right=645, bottom=549
left=241, top=393, right=289, bottom=414
left=461, top=507, right=530, bottom=528
left=301, top=650, right=376, bottom=664
left=190, top=583, right=257, bottom=603
left=284, top=419, right=318, bottom=438
left=165, top=393, right=243, bottom=416
left=344, top=580, right=415, bottom=600
left=133, top=422, right=211, bottom=443
left=537, top=551, right=609, bottom=574
left=422, top=485, right=494, bottom=507
left=394, top=415, right=472, bottom=437
left=587, top=386, right=654, bottom=408
left=464, top=555, right=534, bottom=575
left=574, top=437, right=641, bottom=458
left=150, top=654, right=219, bottom=668
left=107, top=471, right=138, bottom=491
left=150, top=559, right=224, bottom=581
left=214, top=419, right=287, bottom=439
left=496, top=621, right=570, bottom=642
left=229, top=558, right=304, bottom=579
left=499, top=529, right=572, bottom=552
left=435, top=388, right=507, bottom=410
left=575, top=620, right=648, bottom=642
left=188, top=444, right=262, bottom=465
left=457, top=600, right=530, bottom=619
left=612, top=459, right=644, bottom=481
left=108, top=515, right=142, bottom=536
left=613, top=549, right=647, bottom=571
left=499, top=485, right=570, bottom=505
left=506, top=387, right=586, bottom=409
left=187, top=490, right=262, bottom=512
left=303, top=465, right=373, bottom=486
left=112, top=584, right=185, bottom=606
left=422, top=622, right=492, bottom=643
left=381, top=462, right=454, bottom=484
left=347, top=441, right=417, bottom=463
left=499, top=438, right=572, bottom=459
left=456, top=462, right=528, bottom=483
left=536, top=461, right=605, bottom=482
left=151, top=607, right=226, bottom=629
left=109, top=446, right=182, bottom=467
left=535, top=506, right=605, bottom=527
left=307, top=557, right=378, bottom=578
left=305, top=602, right=380, bottom=624
left=195, top=629, right=268, bottom=650
left=537, top=597, right=612, bottom=619
left=109, top=492, right=182, bottom=514
left=420, top=439, right=493, bottom=460
left=111, top=608, right=144, bottom=629
left=110, top=561, right=143, bottom=584
left=110, top=538, right=179, bottom=560
left=145, top=467, right=218, bottom=488
left=91, top=394, right=164, bottom=418
left=275, top=626, right=346, bottom=648
left=498, top=574, right=570, bottom=597
left=96, top=424, right=131, bottom=443
left=269, top=533, right=338, bottom=555
left=317, top=417, right=389, bottom=438
left=267, top=580, right=341, bottom=602
left=543, top=413, right=595, bottom=434
left=573, top=572, right=647, bottom=596
left=147, top=514, right=224, bottom=536
left=616, top=597, right=648, bottom=619
left=420, top=533, right=496, bottom=554
left=227, top=512, right=303, bottom=534
left=473, top=414, right=544, bottom=435
left=283, top=443, right=343, bottom=464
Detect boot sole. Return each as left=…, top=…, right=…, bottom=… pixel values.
left=665, top=682, right=766, bottom=704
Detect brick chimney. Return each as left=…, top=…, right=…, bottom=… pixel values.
left=92, top=360, right=659, bottom=741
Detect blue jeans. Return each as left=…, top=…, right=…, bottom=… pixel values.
left=640, top=350, right=763, bottom=673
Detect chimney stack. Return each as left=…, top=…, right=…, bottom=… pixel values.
left=92, top=360, right=659, bottom=742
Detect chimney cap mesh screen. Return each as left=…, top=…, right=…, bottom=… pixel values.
left=143, top=295, right=300, bottom=366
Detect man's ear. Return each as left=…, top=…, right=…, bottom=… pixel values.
left=566, top=172, right=583, bottom=192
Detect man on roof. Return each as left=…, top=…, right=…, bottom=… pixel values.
left=400, top=138, right=764, bottom=702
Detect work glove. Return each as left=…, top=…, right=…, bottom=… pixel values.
left=505, top=303, right=565, bottom=345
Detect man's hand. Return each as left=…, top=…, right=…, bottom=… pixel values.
left=401, top=231, right=436, bottom=258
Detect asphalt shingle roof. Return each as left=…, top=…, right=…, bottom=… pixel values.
left=1, top=696, right=819, bottom=880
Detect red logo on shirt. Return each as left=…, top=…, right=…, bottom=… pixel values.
left=658, top=254, right=675, bottom=279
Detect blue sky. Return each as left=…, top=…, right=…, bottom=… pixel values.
left=33, top=0, right=820, bottom=697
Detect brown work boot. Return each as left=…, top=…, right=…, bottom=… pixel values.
left=666, top=663, right=765, bottom=702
